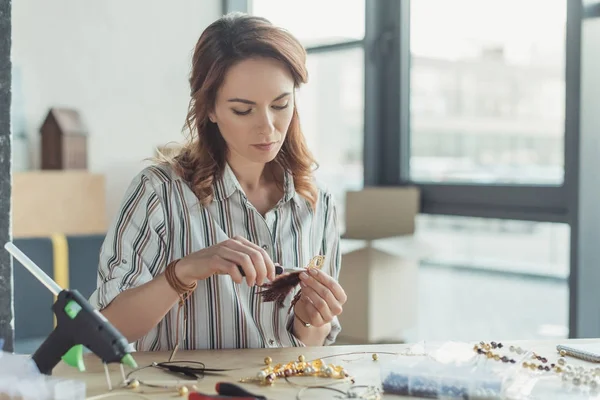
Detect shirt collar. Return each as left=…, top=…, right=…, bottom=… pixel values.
left=212, top=163, right=296, bottom=204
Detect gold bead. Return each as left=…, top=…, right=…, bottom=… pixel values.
left=486, top=352, right=493, bottom=359
left=128, top=379, right=140, bottom=389
left=555, top=366, right=563, bottom=373
left=372, top=353, right=378, bottom=361
left=178, top=386, right=189, bottom=397
left=298, top=355, right=305, bottom=362
left=264, top=357, right=272, bottom=365
left=484, top=344, right=491, bottom=351
left=560, top=350, right=567, bottom=357
left=523, top=362, right=529, bottom=368
left=493, top=355, right=500, bottom=361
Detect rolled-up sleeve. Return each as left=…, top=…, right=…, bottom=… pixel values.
left=89, top=171, right=168, bottom=311
left=321, top=192, right=342, bottom=345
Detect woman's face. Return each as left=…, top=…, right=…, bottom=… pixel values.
left=210, top=57, right=295, bottom=166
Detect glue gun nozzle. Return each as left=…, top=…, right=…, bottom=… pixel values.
left=121, top=354, right=137, bottom=369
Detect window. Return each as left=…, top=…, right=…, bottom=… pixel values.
left=404, top=215, right=570, bottom=342
left=297, top=49, right=364, bottom=231
left=409, top=0, right=567, bottom=185
left=251, top=0, right=365, bottom=232
left=250, top=0, right=365, bottom=47
left=236, top=0, right=597, bottom=339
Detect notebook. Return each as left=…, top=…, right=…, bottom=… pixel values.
left=556, top=342, right=600, bottom=363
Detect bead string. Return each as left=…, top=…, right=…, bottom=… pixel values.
left=476, top=342, right=600, bottom=392
left=473, top=342, right=517, bottom=364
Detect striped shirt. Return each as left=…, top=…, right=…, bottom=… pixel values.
left=89, top=162, right=342, bottom=351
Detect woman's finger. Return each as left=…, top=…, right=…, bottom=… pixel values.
left=297, top=295, right=326, bottom=327
left=299, top=272, right=343, bottom=315
left=305, top=268, right=347, bottom=304
left=232, top=236, right=275, bottom=282
left=217, top=244, right=257, bottom=285
left=299, top=283, right=334, bottom=323
left=211, top=257, right=244, bottom=284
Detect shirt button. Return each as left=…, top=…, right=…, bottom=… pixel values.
left=269, top=339, right=275, bottom=346
left=262, top=244, right=269, bottom=250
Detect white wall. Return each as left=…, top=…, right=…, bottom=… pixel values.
left=12, top=0, right=221, bottom=221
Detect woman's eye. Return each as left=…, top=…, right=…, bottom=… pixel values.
left=232, top=109, right=252, bottom=116
left=272, top=103, right=289, bottom=110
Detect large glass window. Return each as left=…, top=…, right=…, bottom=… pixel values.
left=297, top=49, right=364, bottom=231
left=409, top=0, right=567, bottom=185
left=403, top=215, right=570, bottom=342
left=251, top=1, right=365, bottom=232
left=251, top=0, right=365, bottom=47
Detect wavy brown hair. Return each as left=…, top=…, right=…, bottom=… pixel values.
left=165, top=13, right=319, bottom=209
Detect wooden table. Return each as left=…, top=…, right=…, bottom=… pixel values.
left=53, top=339, right=600, bottom=399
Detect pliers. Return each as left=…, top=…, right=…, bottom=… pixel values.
left=189, top=382, right=267, bottom=400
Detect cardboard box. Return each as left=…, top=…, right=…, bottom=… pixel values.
left=337, top=187, right=421, bottom=344
left=12, top=171, right=107, bottom=238
left=343, top=186, right=420, bottom=240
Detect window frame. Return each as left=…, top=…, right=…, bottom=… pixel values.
left=231, top=0, right=600, bottom=339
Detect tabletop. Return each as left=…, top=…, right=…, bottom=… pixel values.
left=52, top=339, right=600, bottom=400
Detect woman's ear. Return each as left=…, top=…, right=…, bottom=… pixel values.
left=208, top=111, right=216, bottom=124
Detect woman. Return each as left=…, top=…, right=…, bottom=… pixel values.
left=89, top=12, right=347, bottom=351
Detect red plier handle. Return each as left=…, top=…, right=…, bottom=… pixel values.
left=188, top=382, right=267, bottom=400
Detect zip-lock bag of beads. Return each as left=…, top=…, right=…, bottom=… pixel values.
left=503, top=355, right=600, bottom=399
left=380, top=341, right=529, bottom=399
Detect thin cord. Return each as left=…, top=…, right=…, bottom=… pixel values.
left=86, top=392, right=153, bottom=400
left=284, top=375, right=354, bottom=389
left=124, top=363, right=201, bottom=389
left=295, top=385, right=347, bottom=400
left=309, top=350, right=421, bottom=363
left=295, top=384, right=382, bottom=400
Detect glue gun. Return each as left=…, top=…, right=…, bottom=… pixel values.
left=5, top=242, right=137, bottom=375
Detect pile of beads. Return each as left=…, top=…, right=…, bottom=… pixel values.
left=245, top=355, right=351, bottom=385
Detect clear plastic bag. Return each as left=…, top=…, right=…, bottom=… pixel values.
left=380, top=341, right=528, bottom=399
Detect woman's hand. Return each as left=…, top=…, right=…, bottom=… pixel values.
left=175, top=236, right=276, bottom=286
left=293, top=268, right=347, bottom=327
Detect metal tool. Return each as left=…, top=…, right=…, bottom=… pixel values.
left=236, top=265, right=306, bottom=277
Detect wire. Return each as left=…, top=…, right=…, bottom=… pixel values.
left=295, top=385, right=347, bottom=400
left=86, top=392, right=154, bottom=400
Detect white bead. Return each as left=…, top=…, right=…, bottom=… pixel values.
left=324, top=366, right=334, bottom=376
left=305, top=366, right=315, bottom=374
left=257, top=370, right=267, bottom=380
left=558, top=358, right=566, bottom=366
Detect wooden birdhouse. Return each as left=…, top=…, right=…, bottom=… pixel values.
left=40, top=107, right=88, bottom=170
